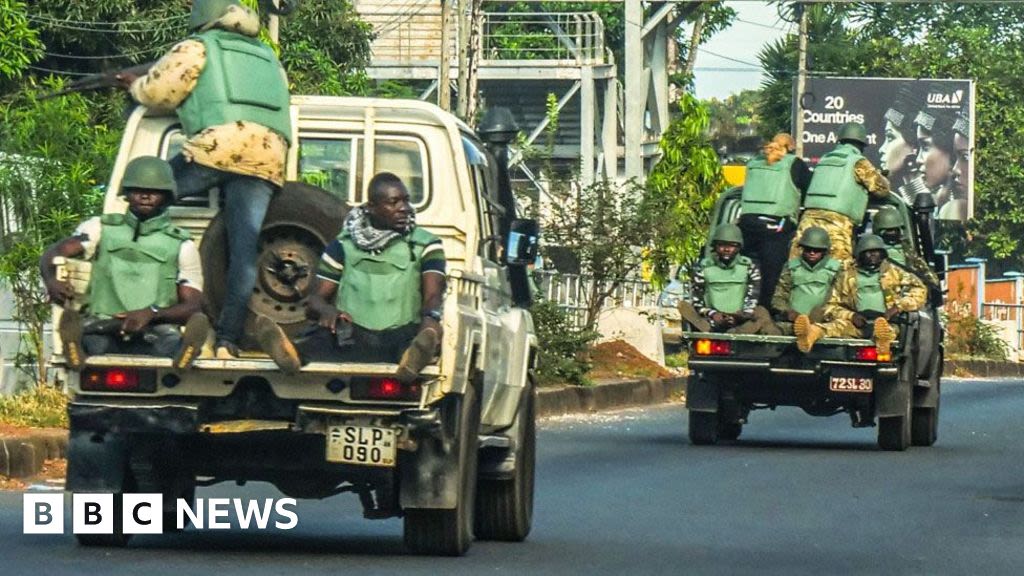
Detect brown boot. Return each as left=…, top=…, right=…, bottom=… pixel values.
left=794, top=314, right=824, bottom=353
left=396, top=328, right=439, bottom=382
left=59, top=309, right=85, bottom=371
left=255, top=315, right=301, bottom=375
left=173, top=313, right=210, bottom=370
left=873, top=317, right=896, bottom=357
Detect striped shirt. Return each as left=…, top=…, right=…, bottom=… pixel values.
left=317, top=235, right=446, bottom=284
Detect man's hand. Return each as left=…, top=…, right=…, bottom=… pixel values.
left=115, top=72, right=139, bottom=89
left=885, top=306, right=900, bottom=321
left=45, top=278, right=75, bottom=305
left=319, top=307, right=352, bottom=333
left=710, top=312, right=728, bottom=326
left=851, top=313, right=867, bottom=329
left=733, top=311, right=754, bottom=322
left=786, top=309, right=800, bottom=322
left=419, top=316, right=442, bottom=340
left=115, top=308, right=156, bottom=334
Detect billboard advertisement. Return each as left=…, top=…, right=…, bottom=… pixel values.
left=793, top=77, right=974, bottom=222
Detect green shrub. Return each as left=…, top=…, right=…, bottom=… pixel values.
left=530, top=299, right=599, bottom=386
left=0, top=384, right=68, bottom=428
left=944, top=309, right=1010, bottom=361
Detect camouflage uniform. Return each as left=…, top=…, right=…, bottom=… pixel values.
left=790, top=159, right=891, bottom=262
left=678, top=256, right=777, bottom=334
left=887, top=240, right=941, bottom=292
left=817, top=260, right=927, bottom=338
left=770, top=257, right=842, bottom=335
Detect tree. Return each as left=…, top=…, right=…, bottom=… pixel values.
left=757, top=3, right=1024, bottom=268
left=643, top=93, right=724, bottom=287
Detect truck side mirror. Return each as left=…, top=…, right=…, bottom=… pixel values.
left=505, top=218, right=539, bottom=266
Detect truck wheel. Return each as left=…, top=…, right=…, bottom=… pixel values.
left=404, top=384, right=481, bottom=556
left=911, top=396, right=940, bottom=447
left=200, top=182, right=349, bottom=343
left=688, top=411, right=720, bottom=445
left=718, top=421, right=742, bottom=441
left=877, top=389, right=912, bottom=451
left=75, top=491, right=132, bottom=547
left=475, top=377, right=536, bottom=541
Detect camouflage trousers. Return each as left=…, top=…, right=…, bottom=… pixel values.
left=678, top=303, right=780, bottom=335
left=790, top=209, right=855, bottom=262
left=817, top=317, right=901, bottom=340
left=774, top=306, right=826, bottom=335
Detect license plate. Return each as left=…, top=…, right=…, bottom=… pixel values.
left=326, top=425, right=397, bottom=467
left=829, top=375, right=873, bottom=393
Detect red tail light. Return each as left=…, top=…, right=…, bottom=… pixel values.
left=855, top=347, right=891, bottom=363
left=694, top=339, right=732, bottom=356
left=81, top=368, right=156, bottom=392
left=350, top=378, right=422, bottom=401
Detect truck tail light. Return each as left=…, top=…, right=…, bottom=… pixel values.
left=81, top=368, right=157, bottom=392
left=855, top=346, right=891, bottom=363
left=350, top=377, right=422, bottom=401
left=694, top=338, right=731, bottom=356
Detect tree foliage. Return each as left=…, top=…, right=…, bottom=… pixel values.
left=757, top=2, right=1024, bottom=268
left=643, top=93, right=724, bottom=287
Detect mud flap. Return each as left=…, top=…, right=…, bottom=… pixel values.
left=66, top=430, right=129, bottom=493
left=686, top=374, right=719, bottom=413
left=874, top=377, right=910, bottom=419
left=399, top=435, right=459, bottom=510
left=913, top=378, right=940, bottom=409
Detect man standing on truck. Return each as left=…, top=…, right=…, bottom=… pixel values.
left=257, top=173, right=446, bottom=380
left=871, top=206, right=941, bottom=291
left=791, top=122, right=890, bottom=261
left=739, top=133, right=812, bottom=308
left=117, top=0, right=291, bottom=360
left=40, top=156, right=209, bottom=370
left=678, top=223, right=779, bottom=335
left=794, top=233, right=927, bottom=356
left=770, top=227, right=842, bottom=335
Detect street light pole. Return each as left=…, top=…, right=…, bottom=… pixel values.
left=795, top=2, right=808, bottom=158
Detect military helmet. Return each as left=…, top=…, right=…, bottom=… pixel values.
left=711, top=223, right=744, bottom=247
left=854, top=233, right=888, bottom=257
left=872, top=207, right=903, bottom=232
left=798, top=226, right=831, bottom=250
left=120, top=156, right=177, bottom=196
left=838, top=122, right=868, bottom=146
left=189, top=0, right=242, bottom=31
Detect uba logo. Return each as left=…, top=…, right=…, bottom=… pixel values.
left=927, top=90, right=964, bottom=107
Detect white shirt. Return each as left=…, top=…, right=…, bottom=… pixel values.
left=74, top=216, right=204, bottom=292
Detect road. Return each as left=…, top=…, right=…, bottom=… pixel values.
left=2, top=378, right=1023, bottom=575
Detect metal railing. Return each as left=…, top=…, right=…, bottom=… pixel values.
left=534, top=270, right=660, bottom=327
left=482, top=12, right=606, bottom=64
left=980, top=302, right=1024, bottom=352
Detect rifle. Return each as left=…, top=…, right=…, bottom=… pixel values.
left=41, top=61, right=155, bottom=100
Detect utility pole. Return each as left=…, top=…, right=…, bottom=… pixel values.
left=456, top=0, right=470, bottom=119
left=795, top=1, right=808, bottom=157
left=439, top=0, right=453, bottom=111
left=268, top=0, right=280, bottom=44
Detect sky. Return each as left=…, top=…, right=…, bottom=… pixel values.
left=692, top=1, right=792, bottom=101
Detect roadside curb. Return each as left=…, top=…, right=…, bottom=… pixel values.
left=946, top=359, right=1024, bottom=378
left=537, top=375, right=687, bottom=418
left=0, top=429, right=67, bottom=479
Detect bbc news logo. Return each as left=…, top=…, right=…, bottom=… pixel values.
left=23, top=494, right=298, bottom=534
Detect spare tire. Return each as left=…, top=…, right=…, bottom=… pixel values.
left=200, top=181, right=349, bottom=347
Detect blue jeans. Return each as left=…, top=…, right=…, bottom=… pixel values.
left=170, top=155, right=275, bottom=345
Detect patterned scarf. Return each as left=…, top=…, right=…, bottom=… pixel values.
left=343, top=205, right=416, bottom=253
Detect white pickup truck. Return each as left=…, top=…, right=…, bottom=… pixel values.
left=57, top=97, right=539, bottom=555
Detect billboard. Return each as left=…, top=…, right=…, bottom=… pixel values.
left=793, top=77, right=975, bottom=222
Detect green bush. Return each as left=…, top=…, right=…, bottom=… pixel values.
left=530, top=299, right=598, bottom=386
left=944, top=309, right=1010, bottom=361
left=0, top=384, right=68, bottom=428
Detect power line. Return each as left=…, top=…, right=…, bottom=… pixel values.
left=28, top=65, right=96, bottom=77
left=734, top=16, right=792, bottom=33
left=25, top=15, right=187, bottom=34
left=26, top=13, right=187, bottom=27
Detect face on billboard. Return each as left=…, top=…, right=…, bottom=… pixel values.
left=952, top=132, right=970, bottom=194
left=879, top=120, right=915, bottom=177
left=915, top=126, right=953, bottom=189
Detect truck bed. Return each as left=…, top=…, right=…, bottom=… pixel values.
left=77, top=354, right=441, bottom=377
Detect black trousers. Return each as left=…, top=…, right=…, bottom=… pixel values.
left=294, top=323, right=419, bottom=364
left=739, top=213, right=796, bottom=308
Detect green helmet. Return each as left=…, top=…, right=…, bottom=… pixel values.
left=189, top=0, right=242, bottom=31
left=854, top=233, right=888, bottom=257
left=872, top=206, right=903, bottom=232
left=120, top=156, right=177, bottom=196
left=838, top=122, right=868, bottom=146
left=798, top=226, right=831, bottom=250
left=711, top=223, right=744, bottom=247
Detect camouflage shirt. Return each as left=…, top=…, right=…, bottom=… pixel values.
left=824, top=260, right=927, bottom=322
left=854, top=158, right=891, bottom=198
left=690, top=256, right=762, bottom=318
left=889, top=240, right=941, bottom=290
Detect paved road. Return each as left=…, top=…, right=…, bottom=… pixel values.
left=2, top=378, right=1023, bottom=575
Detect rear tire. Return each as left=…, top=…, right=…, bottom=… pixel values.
left=878, top=384, right=912, bottom=451
left=911, top=398, right=939, bottom=447
left=718, top=420, right=742, bottom=441
left=404, top=384, right=481, bottom=556
left=475, top=377, right=536, bottom=541
left=688, top=411, right=720, bottom=445
left=74, top=492, right=132, bottom=548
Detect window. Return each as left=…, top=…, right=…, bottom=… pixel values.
left=463, top=136, right=502, bottom=260
left=299, top=137, right=354, bottom=202
left=160, top=128, right=212, bottom=208
left=374, top=139, right=427, bottom=205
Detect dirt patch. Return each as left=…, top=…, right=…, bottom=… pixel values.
left=588, top=340, right=673, bottom=381
left=0, top=458, right=66, bottom=491
left=0, top=423, right=32, bottom=437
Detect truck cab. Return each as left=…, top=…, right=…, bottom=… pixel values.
left=56, top=97, right=538, bottom=555
left=682, top=187, right=944, bottom=451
